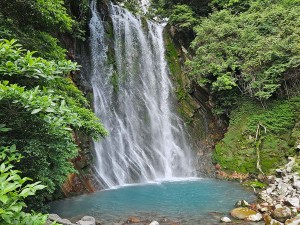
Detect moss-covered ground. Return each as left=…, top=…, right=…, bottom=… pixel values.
left=213, top=97, right=300, bottom=174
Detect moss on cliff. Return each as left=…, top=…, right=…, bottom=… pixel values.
left=163, top=27, right=208, bottom=142
left=213, top=97, right=300, bottom=174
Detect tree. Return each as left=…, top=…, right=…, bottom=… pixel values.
left=0, top=39, right=107, bottom=210
left=188, top=0, right=300, bottom=114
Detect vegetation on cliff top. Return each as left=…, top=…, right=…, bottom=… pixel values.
left=158, top=0, right=300, bottom=175
left=188, top=0, right=300, bottom=115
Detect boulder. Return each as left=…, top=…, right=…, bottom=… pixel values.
left=235, top=200, right=249, bottom=207
left=246, top=212, right=263, bottom=221
left=230, top=207, right=257, bottom=220
left=149, top=221, right=159, bottom=225
left=271, top=207, right=292, bottom=222
left=76, top=216, right=96, bottom=225
left=293, top=181, right=300, bottom=191
left=220, top=216, right=231, bottom=223
left=285, top=214, right=300, bottom=225
left=286, top=198, right=300, bottom=208
left=264, top=214, right=284, bottom=225
left=48, top=214, right=75, bottom=225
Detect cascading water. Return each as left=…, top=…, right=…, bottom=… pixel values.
left=89, top=0, right=196, bottom=189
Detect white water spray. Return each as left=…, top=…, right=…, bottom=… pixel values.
left=89, top=0, right=196, bottom=189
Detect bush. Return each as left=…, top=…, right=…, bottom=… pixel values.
left=0, top=143, right=47, bottom=225
left=0, top=39, right=107, bottom=210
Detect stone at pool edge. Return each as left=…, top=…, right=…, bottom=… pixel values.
left=220, top=216, right=231, bottom=223
left=47, top=214, right=75, bottom=225
left=271, top=207, right=292, bottom=222
left=230, top=207, right=260, bottom=220
left=76, top=216, right=96, bottom=225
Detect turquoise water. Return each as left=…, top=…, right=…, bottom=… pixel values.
left=50, top=179, right=256, bottom=224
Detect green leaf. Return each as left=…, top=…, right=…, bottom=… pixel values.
left=0, top=194, right=8, bottom=204
left=31, top=108, right=42, bottom=114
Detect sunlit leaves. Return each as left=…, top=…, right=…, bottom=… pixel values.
left=0, top=146, right=47, bottom=225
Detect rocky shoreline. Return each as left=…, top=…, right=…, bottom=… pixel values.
left=220, top=157, right=300, bottom=225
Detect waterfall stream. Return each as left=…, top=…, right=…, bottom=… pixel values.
left=89, top=0, right=196, bottom=189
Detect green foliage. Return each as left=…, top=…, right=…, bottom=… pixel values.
left=0, top=0, right=73, bottom=32
left=0, top=0, right=90, bottom=59
left=151, top=0, right=211, bottom=18
left=0, top=13, right=67, bottom=60
left=0, top=144, right=47, bottom=225
left=243, top=180, right=267, bottom=189
left=213, top=98, right=300, bottom=174
left=211, top=0, right=252, bottom=12
left=188, top=0, right=300, bottom=113
left=0, top=40, right=107, bottom=210
left=169, top=5, right=198, bottom=30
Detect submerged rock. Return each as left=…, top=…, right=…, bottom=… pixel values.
left=127, top=217, right=141, bottom=223
left=230, top=207, right=257, bottom=220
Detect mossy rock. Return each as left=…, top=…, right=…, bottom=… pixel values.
left=230, top=207, right=257, bottom=220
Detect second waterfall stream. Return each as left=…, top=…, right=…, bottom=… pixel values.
left=89, top=0, right=196, bottom=189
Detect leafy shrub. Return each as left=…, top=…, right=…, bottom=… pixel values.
left=0, top=144, right=47, bottom=225
left=0, top=39, right=107, bottom=210
left=188, top=0, right=300, bottom=113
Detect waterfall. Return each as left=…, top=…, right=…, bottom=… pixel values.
left=89, top=0, right=196, bottom=189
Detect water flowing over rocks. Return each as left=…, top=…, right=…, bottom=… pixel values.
left=88, top=0, right=196, bottom=189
